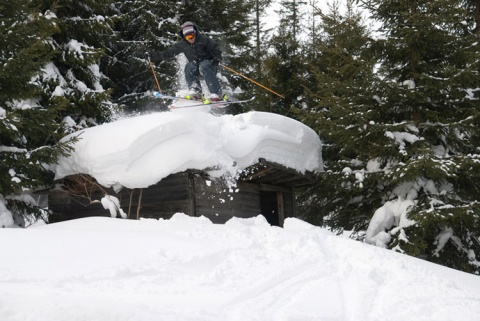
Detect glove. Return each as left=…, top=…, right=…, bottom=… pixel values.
left=148, top=51, right=164, bottom=63
left=212, top=57, right=221, bottom=67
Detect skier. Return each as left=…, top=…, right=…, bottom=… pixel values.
left=147, top=21, right=226, bottom=103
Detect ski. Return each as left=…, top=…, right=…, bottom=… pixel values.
left=152, top=91, right=255, bottom=109
left=153, top=92, right=200, bottom=101
left=169, top=96, right=255, bottom=109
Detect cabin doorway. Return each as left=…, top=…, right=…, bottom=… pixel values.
left=260, top=191, right=285, bottom=227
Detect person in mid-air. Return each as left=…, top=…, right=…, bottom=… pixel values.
left=147, top=21, right=226, bottom=103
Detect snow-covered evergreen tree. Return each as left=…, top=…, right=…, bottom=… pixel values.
left=41, top=0, right=115, bottom=130
left=349, top=0, right=480, bottom=273
left=0, top=0, right=76, bottom=227
left=104, top=0, right=180, bottom=111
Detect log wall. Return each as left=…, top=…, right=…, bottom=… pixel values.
left=49, top=170, right=296, bottom=226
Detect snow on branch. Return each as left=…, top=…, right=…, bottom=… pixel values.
left=101, top=195, right=127, bottom=219
left=61, top=174, right=127, bottom=219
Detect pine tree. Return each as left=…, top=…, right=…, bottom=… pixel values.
left=40, top=0, right=116, bottom=129
left=294, top=0, right=377, bottom=230
left=350, top=0, right=480, bottom=273
left=252, top=0, right=273, bottom=77
left=103, top=0, right=180, bottom=112
left=260, top=0, right=308, bottom=114
left=0, top=0, right=75, bottom=226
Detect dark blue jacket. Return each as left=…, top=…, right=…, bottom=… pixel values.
left=150, top=23, right=222, bottom=64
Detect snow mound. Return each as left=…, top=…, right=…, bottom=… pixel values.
left=1, top=216, right=480, bottom=321
left=54, top=111, right=323, bottom=189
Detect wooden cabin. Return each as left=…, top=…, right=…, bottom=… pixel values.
left=48, top=159, right=316, bottom=227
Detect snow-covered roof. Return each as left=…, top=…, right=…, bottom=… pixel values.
left=54, top=111, right=323, bottom=189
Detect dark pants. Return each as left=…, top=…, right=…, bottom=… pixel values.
left=185, top=60, right=221, bottom=96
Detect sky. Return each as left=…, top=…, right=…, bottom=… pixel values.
left=2, top=214, right=480, bottom=321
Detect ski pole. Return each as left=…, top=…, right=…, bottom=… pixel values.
left=220, top=64, right=285, bottom=99
left=145, top=52, right=163, bottom=94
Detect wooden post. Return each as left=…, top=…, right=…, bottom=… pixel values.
left=277, top=191, right=285, bottom=227
left=127, top=189, right=134, bottom=219
left=188, top=172, right=197, bottom=217
left=136, top=188, right=143, bottom=220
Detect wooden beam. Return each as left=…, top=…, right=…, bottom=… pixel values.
left=240, top=160, right=318, bottom=187
left=241, top=182, right=291, bottom=193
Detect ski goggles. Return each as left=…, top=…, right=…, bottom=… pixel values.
left=185, top=33, right=195, bottom=40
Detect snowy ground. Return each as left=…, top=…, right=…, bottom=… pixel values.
left=2, top=215, right=480, bottom=321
